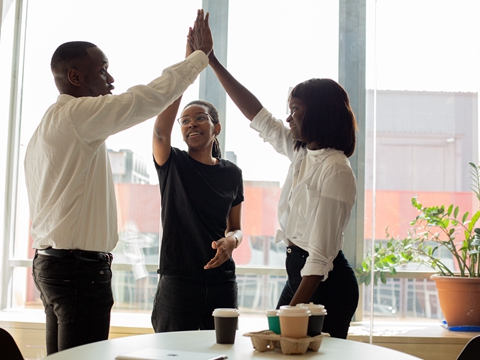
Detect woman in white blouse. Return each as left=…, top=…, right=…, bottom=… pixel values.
left=206, top=51, right=359, bottom=339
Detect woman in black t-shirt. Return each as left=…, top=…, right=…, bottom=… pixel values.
left=151, top=89, right=244, bottom=332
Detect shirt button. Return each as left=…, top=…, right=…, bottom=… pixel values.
left=287, top=248, right=292, bottom=254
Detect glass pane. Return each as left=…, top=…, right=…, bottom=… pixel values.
left=237, top=274, right=287, bottom=314
left=362, top=278, right=442, bottom=319
left=363, top=0, right=480, bottom=321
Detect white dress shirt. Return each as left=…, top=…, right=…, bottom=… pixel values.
left=25, top=50, right=208, bottom=252
left=250, top=107, right=357, bottom=280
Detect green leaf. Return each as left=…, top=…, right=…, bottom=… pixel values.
left=364, top=275, right=371, bottom=286
left=471, top=211, right=480, bottom=228
left=412, top=196, right=422, bottom=210
left=380, top=272, right=387, bottom=284
left=446, top=204, right=453, bottom=215
left=361, top=261, right=369, bottom=271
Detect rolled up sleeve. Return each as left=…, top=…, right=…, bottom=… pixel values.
left=300, top=163, right=356, bottom=280
left=250, top=107, right=296, bottom=161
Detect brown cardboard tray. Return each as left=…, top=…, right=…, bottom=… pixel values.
left=243, top=330, right=329, bottom=355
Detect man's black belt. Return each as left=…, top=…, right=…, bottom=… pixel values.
left=36, top=247, right=113, bottom=265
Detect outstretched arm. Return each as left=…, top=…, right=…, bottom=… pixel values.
left=201, top=50, right=263, bottom=121
left=209, top=52, right=262, bottom=121
left=153, top=17, right=203, bottom=166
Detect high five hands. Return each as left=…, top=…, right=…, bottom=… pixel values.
left=186, top=9, right=213, bottom=57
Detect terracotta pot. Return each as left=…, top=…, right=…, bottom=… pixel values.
left=431, top=275, right=480, bottom=327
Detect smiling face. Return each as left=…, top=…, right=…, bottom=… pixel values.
left=181, top=104, right=220, bottom=152
left=76, top=47, right=115, bottom=97
left=287, top=96, right=307, bottom=142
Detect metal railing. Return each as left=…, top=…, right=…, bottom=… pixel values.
left=10, top=258, right=437, bottom=279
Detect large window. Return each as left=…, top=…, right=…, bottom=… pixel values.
left=363, top=0, right=480, bottom=321
left=1, top=0, right=479, bottom=339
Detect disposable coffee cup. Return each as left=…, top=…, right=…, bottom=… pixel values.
left=297, top=303, right=327, bottom=336
left=278, top=305, right=310, bottom=338
left=212, top=308, right=239, bottom=344
left=266, top=309, right=281, bottom=334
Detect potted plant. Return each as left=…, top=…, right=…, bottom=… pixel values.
left=356, top=162, right=480, bottom=327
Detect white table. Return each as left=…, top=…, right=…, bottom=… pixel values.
left=43, top=330, right=422, bottom=359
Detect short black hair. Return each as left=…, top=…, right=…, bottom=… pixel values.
left=291, top=78, right=357, bottom=157
left=51, top=41, right=97, bottom=72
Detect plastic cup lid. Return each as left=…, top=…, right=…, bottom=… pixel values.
left=266, top=309, right=278, bottom=316
left=278, top=305, right=311, bottom=317
left=297, top=302, right=327, bottom=315
left=212, top=308, right=239, bottom=317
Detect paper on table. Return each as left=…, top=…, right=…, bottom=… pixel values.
left=115, top=348, right=227, bottom=360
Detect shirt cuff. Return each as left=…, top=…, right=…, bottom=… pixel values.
left=301, top=258, right=334, bottom=281
left=186, top=50, right=209, bottom=73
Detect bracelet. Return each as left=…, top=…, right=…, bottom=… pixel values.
left=232, top=235, right=239, bottom=249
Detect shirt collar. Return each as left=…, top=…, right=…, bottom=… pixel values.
left=307, top=147, right=343, bottom=159
left=57, top=93, right=76, bottom=104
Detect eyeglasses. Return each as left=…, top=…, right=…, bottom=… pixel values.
left=177, top=113, right=212, bottom=127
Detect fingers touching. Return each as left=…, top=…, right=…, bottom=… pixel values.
left=188, top=9, right=213, bottom=57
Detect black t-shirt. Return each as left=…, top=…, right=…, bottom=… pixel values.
left=155, top=147, right=244, bottom=282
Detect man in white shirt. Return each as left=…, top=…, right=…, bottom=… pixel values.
left=25, top=10, right=212, bottom=355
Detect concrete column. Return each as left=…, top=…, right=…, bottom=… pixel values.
left=339, top=0, right=367, bottom=319
left=199, top=0, right=229, bottom=158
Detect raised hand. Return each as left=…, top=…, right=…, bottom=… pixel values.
left=187, top=9, right=213, bottom=56
left=186, top=27, right=194, bottom=58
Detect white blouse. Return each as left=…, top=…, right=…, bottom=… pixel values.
left=250, top=108, right=357, bottom=280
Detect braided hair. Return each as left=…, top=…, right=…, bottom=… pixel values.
left=183, top=100, right=222, bottom=158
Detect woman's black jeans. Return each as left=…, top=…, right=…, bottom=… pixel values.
left=277, top=247, right=359, bottom=339
left=151, top=275, right=237, bottom=332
